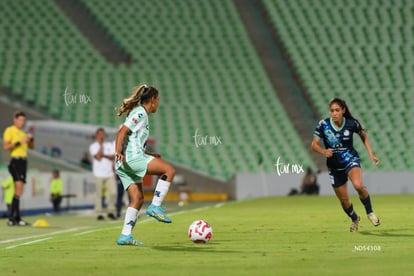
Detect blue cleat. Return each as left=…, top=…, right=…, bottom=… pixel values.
left=145, top=204, right=172, bottom=223
left=116, top=234, right=144, bottom=246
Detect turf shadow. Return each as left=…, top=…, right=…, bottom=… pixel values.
left=359, top=228, right=414, bottom=237
left=150, top=244, right=239, bottom=253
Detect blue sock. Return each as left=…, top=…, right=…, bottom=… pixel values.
left=360, top=195, right=373, bottom=214
left=343, top=204, right=358, bottom=221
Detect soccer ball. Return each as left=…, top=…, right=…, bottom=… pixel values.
left=188, top=220, right=213, bottom=243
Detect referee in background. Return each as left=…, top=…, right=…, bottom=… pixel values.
left=2, top=111, right=34, bottom=226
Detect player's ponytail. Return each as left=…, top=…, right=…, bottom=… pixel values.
left=117, top=84, right=149, bottom=116
left=329, top=97, right=365, bottom=131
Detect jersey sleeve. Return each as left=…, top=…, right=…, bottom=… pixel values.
left=313, top=120, right=324, bottom=139
left=353, top=119, right=362, bottom=134
left=124, top=110, right=146, bottom=132
left=3, top=127, right=12, bottom=142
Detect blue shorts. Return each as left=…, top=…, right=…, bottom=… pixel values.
left=115, top=154, right=154, bottom=190
left=328, top=161, right=361, bottom=188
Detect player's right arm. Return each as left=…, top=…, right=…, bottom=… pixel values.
left=115, top=125, right=130, bottom=162
left=311, top=121, right=333, bottom=158
left=2, top=128, right=17, bottom=151
left=3, top=128, right=33, bottom=151
left=2, top=140, right=14, bottom=151
left=311, top=136, right=333, bottom=157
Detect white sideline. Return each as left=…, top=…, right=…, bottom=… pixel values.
left=1, top=202, right=225, bottom=249
left=0, top=227, right=89, bottom=244
left=74, top=226, right=120, bottom=236
left=71, top=205, right=221, bottom=237
left=5, top=237, right=52, bottom=250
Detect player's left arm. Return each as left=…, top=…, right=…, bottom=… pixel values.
left=359, top=130, right=380, bottom=165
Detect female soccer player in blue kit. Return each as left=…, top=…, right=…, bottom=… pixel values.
left=115, top=84, right=175, bottom=245
left=311, top=98, right=380, bottom=232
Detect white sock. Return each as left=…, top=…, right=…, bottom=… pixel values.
left=151, top=179, right=171, bottom=206
left=121, top=207, right=139, bottom=236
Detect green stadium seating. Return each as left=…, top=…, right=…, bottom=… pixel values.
left=263, top=0, right=414, bottom=171
left=0, top=0, right=319, bottom=179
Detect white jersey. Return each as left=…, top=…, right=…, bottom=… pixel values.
left=122, top=105, right=150, bottom=162
left=89, top=141, right=115, bottom=178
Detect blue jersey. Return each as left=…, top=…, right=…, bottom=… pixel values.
left=314, top=117, right=362, bottom=170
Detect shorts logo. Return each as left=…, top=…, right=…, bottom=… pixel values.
left=329, top=174, right=335, bottom=185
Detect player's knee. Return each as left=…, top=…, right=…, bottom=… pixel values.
left=131, top=194, right=144, bottom=209
left=165, top=165, right=176, bottom=179
left=354, top=184, right=366, bottom=195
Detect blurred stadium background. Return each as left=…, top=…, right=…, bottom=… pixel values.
left=1, top=0, right=413, bottom=211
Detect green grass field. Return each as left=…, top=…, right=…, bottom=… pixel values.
left=1, top=194, right=413, bottom=275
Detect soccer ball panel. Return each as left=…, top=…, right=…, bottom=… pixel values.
left=188, top=220, right=213, bottom=243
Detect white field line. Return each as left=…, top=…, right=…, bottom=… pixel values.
left=215, top=202, right=225, bottom=208
left=74, top=217, right=155, bottom=236
left=74, top=225, right=121, bottom=236
left=0, top=227, right=90, bottom=244
left=76, top=204, right=223, bottom=236
left=5, top=237, right=52, bottom=250
left=2, top=203, right=225, bottom=249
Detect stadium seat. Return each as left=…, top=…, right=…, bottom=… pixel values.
left=1, top=0, right=319, bottom=179
left=263, top=0, right=414, bottom=171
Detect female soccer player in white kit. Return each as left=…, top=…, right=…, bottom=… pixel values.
left=115, top=84, right=175, bottom=246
